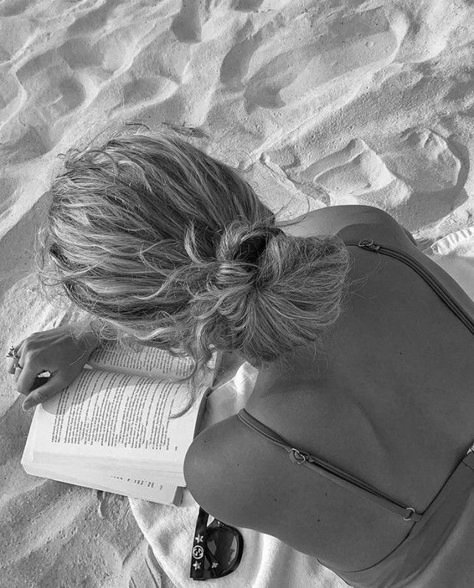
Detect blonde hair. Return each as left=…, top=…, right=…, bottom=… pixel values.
left=40, top=132, right=350, bottom=378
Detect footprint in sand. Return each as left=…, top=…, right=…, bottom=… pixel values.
left=172, top=0, right=256, bottom=44
left=243, top=154, right=326, bottom=220
left=0, top=0, right=29, bottom=18
left=0, top=122, right=53, bottom=165
left=220, top=32, right=259, bottom=88
left=394, top=1, right=467, bottom=63
left=291, top=129, right=465, bottom=228
left=0, top=13, right=37, bottom=61
left=16, top=31, right=143, bottom=122
left=110, top=32, right=192, bottom=112
left=57, top=39, right=103, bottom=71
left=383, top=129, right=461, bottom=193
left=232, top=0, right=265, bottom=11
left=131, top=34, right=191, bottom=85
left=67, top=0, right=118, bottom=36
left=118, top=76, right=177, bottom=111
left=58, top=31, right=136, bottom=77
left=25, top=73, right=85, bottom=120
left=380, top=128, right=466, bottom=228
left=4, top=47, right=88, bottom=165
left=221, top=7, right=399, bottom=111
left=171, top=0, right=202, bottom=43
left=14, top=48, right=86, bottom=130
left=296, top=138, right=407, bottom=207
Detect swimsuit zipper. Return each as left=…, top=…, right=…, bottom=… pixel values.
left=350, top=239, right=474, bottom=334
left=238, top=410, right=421, bottom=521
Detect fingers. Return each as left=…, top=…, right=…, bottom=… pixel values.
left=15, top=362, right=42, bottom=395
left=6, top=357, right=18, bottom=374
left=10, top=342, right=50, bottom=394
left=22, top=375, right=68, bottom=411
left=14, top=366, right=23, bottom=382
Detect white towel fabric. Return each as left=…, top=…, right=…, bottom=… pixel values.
left=129, top=228, right=474, bottom=588
left=424, top=226, right=474, bottom=300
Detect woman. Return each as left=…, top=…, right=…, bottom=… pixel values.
left=7, top=132, right=474, bottom=587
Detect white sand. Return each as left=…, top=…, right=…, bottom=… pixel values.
left=1, top=0, right=473, bottom=585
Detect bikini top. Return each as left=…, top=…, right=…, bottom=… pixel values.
left=237, top=233, right=474, bottom=524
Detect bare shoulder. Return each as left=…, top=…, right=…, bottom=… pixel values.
left=184, top=415, right=266, bottom=528
left=282, top=204, right=474, bottom=321
left=281, top=204, right=418, bottom=248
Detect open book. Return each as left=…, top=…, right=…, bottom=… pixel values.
left=21, top=343, right=216, bottom=505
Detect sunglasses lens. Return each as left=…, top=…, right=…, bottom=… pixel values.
left=206, top=525, right=241, bottom=568
left=191, top=521, right=243, bottom=580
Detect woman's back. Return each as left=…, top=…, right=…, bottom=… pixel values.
left=184, top=205, right=474, bottom=576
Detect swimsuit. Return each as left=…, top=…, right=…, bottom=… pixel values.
left=237, top=232, right=474, bottom=587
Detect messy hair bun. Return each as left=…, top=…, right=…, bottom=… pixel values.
left=186, top=221, right=350, bottom=366
left=40, top=131, right=350, bottom=379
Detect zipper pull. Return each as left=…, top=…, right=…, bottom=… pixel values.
left=358, top=239, right=381, bottom=252
left=289, top=448, right=310, bottom=464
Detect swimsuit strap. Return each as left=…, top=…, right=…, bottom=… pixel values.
left=341, top=234, right=474, bottom=334
left=237, top=408, right=422, bottom=522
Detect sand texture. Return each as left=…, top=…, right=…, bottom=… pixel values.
left=1, top=0, right=473, bottom=586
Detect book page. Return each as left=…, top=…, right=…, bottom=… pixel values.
left=30, top=368, right=210, bottom=478
left=87, top=342, right=195, bottom=378
left=23, top=463, right=181, bottom=503
left=22, top=416, right=181, bottom=503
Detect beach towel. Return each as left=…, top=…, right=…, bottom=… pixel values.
left=129, top=226, right=474, bottom=588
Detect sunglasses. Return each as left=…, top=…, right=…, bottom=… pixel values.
left=190, top=507, right=244, bottom=581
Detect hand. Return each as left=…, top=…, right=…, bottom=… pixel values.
left=6, top=325, right=100, bottom=410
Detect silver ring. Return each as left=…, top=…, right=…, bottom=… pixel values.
left=6, top=346, right=17, bottom=359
